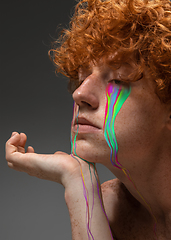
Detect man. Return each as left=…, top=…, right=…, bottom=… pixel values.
left=6, top=0, right=171, bottom=239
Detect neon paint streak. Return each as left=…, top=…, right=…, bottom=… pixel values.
left=103, top=82, right=158, bottom=239
left=70, top=82, right=158, bottom=239
left=71, top=153, right=94, bottom=240
left=71, top=102, right=113, bottom=240
left=71, top=103, right=96, bottom=240
left=103, top=83, right=130, bottom=169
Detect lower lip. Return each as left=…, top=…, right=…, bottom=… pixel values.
left=72, top=124, right=100, bottom=133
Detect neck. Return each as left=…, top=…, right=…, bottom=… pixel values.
left=107, top=150, right=171, bottom=238
left=123, top=152, right=171, bottom=239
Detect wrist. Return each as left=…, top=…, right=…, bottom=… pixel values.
left=64, top=173, right=101, bottom=209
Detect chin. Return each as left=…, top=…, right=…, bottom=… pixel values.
left=71, top=142, right=110, bottom=165
left=72, top=148, right=96, bottom=163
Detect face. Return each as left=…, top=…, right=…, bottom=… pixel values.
left=71, top=58, right=167, bottom=181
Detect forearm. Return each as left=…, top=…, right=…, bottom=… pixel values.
left=5, top=133, right=113, bottom=239
left=65, top=176, right=113, bottom=240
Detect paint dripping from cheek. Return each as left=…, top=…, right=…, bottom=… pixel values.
left=103, top=82, right=131, bottom=168
left=103, top=82, right=158, bottom=239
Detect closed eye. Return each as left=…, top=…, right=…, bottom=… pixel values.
left=113, top=79, right=121, bottom=84
left=110, top=79, right=123, bottom=85
left=109, top=79, right=130, bottom=89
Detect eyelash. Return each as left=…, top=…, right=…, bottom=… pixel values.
left=114, top=79, right=121, bottom=84
left=110, top=73, right=144, bottom=85
left=110, top=79, right=122, bottom=85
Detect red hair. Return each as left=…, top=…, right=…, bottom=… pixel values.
left=49, top=0, right=171, bottom=103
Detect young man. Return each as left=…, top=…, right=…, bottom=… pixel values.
left=5, top=0, right=171, bottom=239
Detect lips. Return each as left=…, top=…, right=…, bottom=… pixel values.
left=73, top=117, right=100, bottom=133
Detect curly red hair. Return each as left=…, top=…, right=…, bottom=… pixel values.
left=49, top=0, right=171, bottom=103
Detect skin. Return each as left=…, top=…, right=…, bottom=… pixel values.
left=5, top=57, right=171, bottom=239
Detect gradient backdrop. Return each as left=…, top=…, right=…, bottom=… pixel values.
left=1, top=1, right=114, bottom=239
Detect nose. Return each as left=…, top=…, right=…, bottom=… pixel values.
left=72, top=75, right=99, bottom=109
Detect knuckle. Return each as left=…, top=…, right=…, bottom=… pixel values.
left=5, top=151, right=12, bottom=161
left=5, top=141, right=9, bottom=149
left=7, top=162, right=13, bottom=168
left=54, top=151, right=66, bottom=155
left=5, top=153, right=10, bottom=161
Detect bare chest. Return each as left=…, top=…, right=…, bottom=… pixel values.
left=110, top=217, right=156, bottom=240
left=101, top=180, right=156, bottom=240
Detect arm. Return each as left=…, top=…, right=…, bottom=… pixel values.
left=5, top=132, right=113, bottom=240
left=65, top=163, right=113, bottom=240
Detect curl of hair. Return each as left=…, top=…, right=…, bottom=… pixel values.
left=49, top=0, right=171, bottom=103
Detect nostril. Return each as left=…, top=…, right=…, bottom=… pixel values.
left=81, top=101, right=91, bottom=107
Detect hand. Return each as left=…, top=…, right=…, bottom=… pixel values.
left=5, top=132, right=113, bottom=240
left=5, top=132, right=92, bottom=187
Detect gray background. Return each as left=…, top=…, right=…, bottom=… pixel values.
left=1, top=1, right=114, bottom=239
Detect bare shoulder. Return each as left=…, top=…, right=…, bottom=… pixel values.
left=101, top=178, right=140, bottom=216
left=101, top=178, right=130, bottom=223
left=101, top=178, right=121, bottom=196
left=101, top=178, right=121, bottom=213
left=101, top=179, right=144, bottom=239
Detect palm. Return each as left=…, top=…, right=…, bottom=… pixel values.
left=5, top=132, right=95, bottom=187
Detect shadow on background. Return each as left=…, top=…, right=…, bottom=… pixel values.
left=0, top=1, right=114, bottom=239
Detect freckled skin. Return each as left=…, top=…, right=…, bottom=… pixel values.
left=101, top=179, right=154, bottom=240
left=5, top=57, right=171, bottom=239
left=72, top=59, right=171, bottom=239
left=72, top=62, right=165, bottom=176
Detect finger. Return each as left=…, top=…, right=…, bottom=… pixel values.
left=7, top=162, right=14, bottom=168
left=19, top=133, right=27, bottom=148
left=6, top=133, right=21, bottom=160
left=27, top=146, right=35, bottom=153
left=11, top=131, right=18, bottom=137
left=17, top=133, right=27, bottom=153
left=8, top=132, right=20, bottom=146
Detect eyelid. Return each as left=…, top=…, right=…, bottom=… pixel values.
left=109, top=79, right=121, bottom=84
left=109, top=79, right=130, bottom=88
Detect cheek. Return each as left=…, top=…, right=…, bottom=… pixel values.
left=114, top=100, right=162, bottom=163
